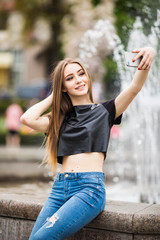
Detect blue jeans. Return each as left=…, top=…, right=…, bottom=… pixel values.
left=29, top=171, right=106, bottom=240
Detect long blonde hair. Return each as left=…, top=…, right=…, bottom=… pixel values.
left=43, top=58, right=94, bottom=172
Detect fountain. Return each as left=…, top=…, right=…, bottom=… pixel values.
left=79, top=10, right=160, bottom=204
left=113, top=11, right=160, bottom=204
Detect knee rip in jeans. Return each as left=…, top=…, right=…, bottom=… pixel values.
left=46, top=213, right=59, bottom=228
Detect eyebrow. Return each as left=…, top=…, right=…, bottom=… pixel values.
left=65, top=68, right=83, bottom=79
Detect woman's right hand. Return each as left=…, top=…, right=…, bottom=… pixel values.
left=132, top=47, right=156, bottom=70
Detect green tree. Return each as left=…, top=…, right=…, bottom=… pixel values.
left=103, top=0, right=159, bottom=95
left=15, top=0, right=71, bottom=74
left=114, top=0, right=159, bottom=47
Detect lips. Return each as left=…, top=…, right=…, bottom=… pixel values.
left=75, top=84, right=85, bottom=90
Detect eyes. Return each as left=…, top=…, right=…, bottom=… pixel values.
left=66, top=71, right=85, bottom=81
left=79, top=71, right=85, bottom=76
left=66, top=76, right=73, bottom=81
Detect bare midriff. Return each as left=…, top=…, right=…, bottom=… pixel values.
left=60, top=152, right=104, bottom=173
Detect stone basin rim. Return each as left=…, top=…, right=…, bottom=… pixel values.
left=0, top=197, right=160, bottom=235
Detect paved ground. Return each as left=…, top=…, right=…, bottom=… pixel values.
left=0, top=145, right=140, bottom=203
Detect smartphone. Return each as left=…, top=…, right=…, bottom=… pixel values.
left=124, top=51, right=142, bottom=67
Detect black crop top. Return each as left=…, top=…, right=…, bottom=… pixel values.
left=57, top=99, right=122, bottom=164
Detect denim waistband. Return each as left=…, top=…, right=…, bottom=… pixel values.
left=56, top=171, right=105, bottom=181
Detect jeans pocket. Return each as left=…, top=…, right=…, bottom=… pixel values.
left=98, top=177, right=106, bottom=190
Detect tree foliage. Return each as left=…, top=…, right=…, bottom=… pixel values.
left=15, top=0, right=69, bottom=32
left=114, top=0, right=159, bottom=47
left=91, top=0, right=102, bottom=7
left=103, top=0, right=159, bottom=95
left=15, top=0, right=71, bottom=69
left=0, top=11, right=8, bottom=30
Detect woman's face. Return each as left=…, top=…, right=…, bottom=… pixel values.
left=62, top=63, right=90, bottom=98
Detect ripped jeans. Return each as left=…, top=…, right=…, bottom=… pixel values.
left=29, top=171, right=106, bottom=240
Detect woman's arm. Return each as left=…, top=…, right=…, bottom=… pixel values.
left=115, top=47, right=155, bottom=118
left=20, top=93, right=53, bottom=133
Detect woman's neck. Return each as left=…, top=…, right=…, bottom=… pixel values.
left=71, top=96, right=94, bottom=106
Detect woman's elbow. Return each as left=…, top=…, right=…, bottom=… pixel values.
left=20, top=115, right=30, bottom=125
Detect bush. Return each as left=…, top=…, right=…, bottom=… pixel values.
left=0, top=98, right=28, bottom=115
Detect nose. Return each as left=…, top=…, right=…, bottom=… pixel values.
left=75, top=74, right=82, bottom=84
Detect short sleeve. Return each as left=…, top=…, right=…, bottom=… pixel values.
left=101, top=99, right=122, bottom=127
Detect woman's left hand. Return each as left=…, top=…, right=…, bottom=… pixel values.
left=132, top=47, right=156, bottom=70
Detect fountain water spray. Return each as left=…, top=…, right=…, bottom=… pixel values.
left=79, top=19, right=120, bottom=101
left=114, top=11, right=160, bottom=204
left=79, top=10, right=160, bottom=203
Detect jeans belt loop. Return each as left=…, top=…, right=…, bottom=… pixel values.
left=58, top=173, right=61, bottom=181
left=75, top=172, right=78, bottom=180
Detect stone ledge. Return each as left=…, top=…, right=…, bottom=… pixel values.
left=0, top=194, right=160, bottom=236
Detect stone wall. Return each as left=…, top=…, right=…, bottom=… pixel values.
left=0, top=194, right=160, bottom=240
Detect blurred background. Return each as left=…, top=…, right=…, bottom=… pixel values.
left=0, top=0, right=159, bottom=204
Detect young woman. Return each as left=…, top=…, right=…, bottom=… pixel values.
left=21, top=47, right=155, bottom=240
